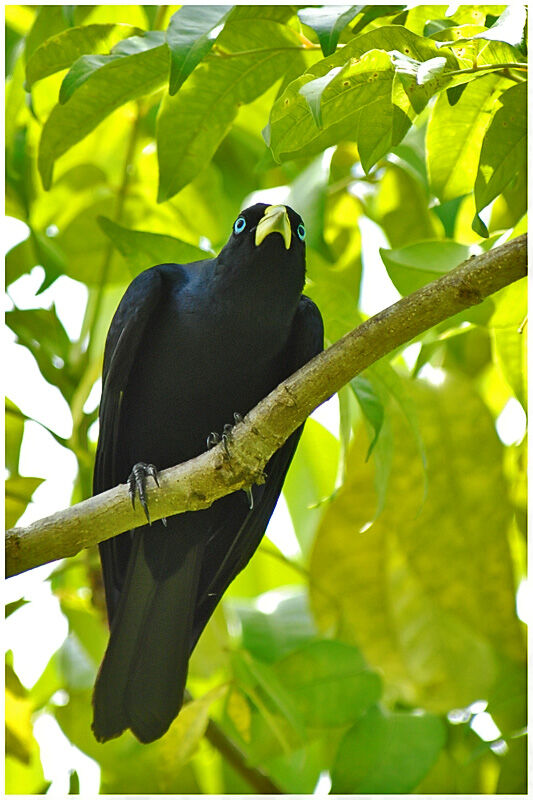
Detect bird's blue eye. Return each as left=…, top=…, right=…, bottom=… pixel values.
left=297, top=223, right=306, bottom=241
left=234, top=216, right=246, bottom=234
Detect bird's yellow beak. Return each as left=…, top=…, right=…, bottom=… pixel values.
left=255, top=205, right=291, bottom=250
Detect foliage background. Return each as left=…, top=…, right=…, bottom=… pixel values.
left=5, top=4, right=527, bottom=794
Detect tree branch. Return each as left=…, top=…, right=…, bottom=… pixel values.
left=6, top=234, right=527, bottom=578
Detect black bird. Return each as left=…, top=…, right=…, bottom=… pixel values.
left=92, top=203, right=323, bottom=743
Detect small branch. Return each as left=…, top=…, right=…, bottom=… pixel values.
left=6, top=235, right=527, bottom=578
left=204, top=717, right=282, bottom=793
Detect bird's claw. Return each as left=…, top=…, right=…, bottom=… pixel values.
left=206, top=414, right=251, bottom=506
left=128, top=462, right=167, bottom=526
left=207, top=413, right=244, bottom=459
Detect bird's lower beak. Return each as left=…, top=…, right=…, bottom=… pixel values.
left=255, top=205, right=291, bottom=250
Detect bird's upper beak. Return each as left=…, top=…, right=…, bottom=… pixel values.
left=255, top=205, right=291, bottom=250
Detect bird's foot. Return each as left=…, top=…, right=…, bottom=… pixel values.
left=128, top=462, right=167, bottom=527
left=206, top=413, right=243, bottom=459
left=206, top=414, right=252, bottom=507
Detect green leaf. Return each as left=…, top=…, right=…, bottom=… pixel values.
left=350, top=375, right=384, bottom=459
left=298, top=65, right=348, bottom=129
left=331, top=706, right=446, bottom=793
left=6, top=476, right=44, bottom=528
left=272, top=640, right=382, bottom=728
left=427, top=72, right=511, bottom=203
left=268, top=26, right=459, bottom=166
left=157, top=7, right=302, bottom=200
left=270, top=49, right=396, bottom=172
left=232, top=590, right=317, bottom=664
left=283, top=418, right=340, bottom=557
left=488, top=278, right=527, bottom=407
left=6, top=397, right=26, bottom=475
left=297, top=6, right=363, bottom=56
left=310, top=377, right=524, bottom=712
left=471, top=4, right=526, bottom=47
left=416, top=55, right=447, bottom=84
left=98, top=217, right=209, bottom=274
left=5, top=599, right=29, bottom=619
left=380, top=239, right=471, bottom=294
left=38, top=33, right=169, bottom=189
left=167, top=5, right=233, bottom=95
left=6, top=306, right=77, bottom=400
left=25, top=23, right=142, bottom=89
left=374, top=163, right=444, bottom=246
left=473, top=82, right=526, bottom=237
left=59, top=30, right=165, bottom=104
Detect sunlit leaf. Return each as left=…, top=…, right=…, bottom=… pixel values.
left=5, top=476, right=44, bottom=528
left=297, top=6, right=363, bottom=57
left=310, top=377, right=524, bottom=711
left=268, top=26, right=459, bottom=167
left=473, top=82, right=526, bottom=237
left=350, top=375, right=384, bottom=459
left=157, top=7, right=302, bottom=200
left=380, top=239, right=471, bottom=294
left=427, top=72, right=511, bottom=203
left=6, top=397, right=26, bottom=475
left=283, top=418, right=339, bottom=557
left=38, top=33, right=169, bottom=189
left=25, top=23, right=142, bottom=89
left=374, top=163, right=444, bottom=246
left=456, top=4, right=527, bottom=48
left=167, top=5, right=233, bottom=95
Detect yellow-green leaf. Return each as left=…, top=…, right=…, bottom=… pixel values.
left=310, top=377, right=524, bottom=712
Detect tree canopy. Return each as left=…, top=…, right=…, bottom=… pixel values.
left=5, top=4, right=527, bottom=794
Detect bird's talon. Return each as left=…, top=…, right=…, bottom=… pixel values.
left=244, top=487, right=254, bottom=509
left=127, top=462, right=160, bottom=525
left=207, top=432, right=220, bottom=450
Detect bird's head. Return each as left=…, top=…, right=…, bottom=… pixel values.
left=219, top=203, right=306, bottom=278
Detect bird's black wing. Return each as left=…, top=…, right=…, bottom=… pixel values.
left=190, top=294, right=324, bottom=646
left=93, top=265, right=186, bottom=621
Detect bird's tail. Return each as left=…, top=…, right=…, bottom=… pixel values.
left=92, top=521, right=205, bottom=743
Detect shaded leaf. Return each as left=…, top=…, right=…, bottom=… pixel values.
left=98, top=216, right=209, bottom=274
left=298, top=6, right=363, bottom=56
left=167, top=5, right=233, bottom=95
left=232, top=590, right=317, bottom=664
left=331, top=706, right=446, bottom=792
left=272, top=640, right=382, bottom=727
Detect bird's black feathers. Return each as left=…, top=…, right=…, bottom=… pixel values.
left=92, top=203, right=323, bottom=743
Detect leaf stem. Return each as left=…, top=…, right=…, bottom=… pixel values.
left=211, top=44, right=321, bottom=59
left=446, top=61, right=527, bottom=77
